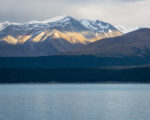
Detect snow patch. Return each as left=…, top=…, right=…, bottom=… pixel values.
left=80, top=19, right=112, bottom=33
left=109, top=29, right=112, bottom=33
left=0, top=21, right=22, bottom=31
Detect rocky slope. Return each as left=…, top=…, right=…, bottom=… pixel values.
left=61, top=28, right=150, bottom=57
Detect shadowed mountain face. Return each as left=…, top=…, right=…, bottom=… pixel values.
left=61, top=29, right=150, bottom=57
left=0, top=16, right=122, bottom=57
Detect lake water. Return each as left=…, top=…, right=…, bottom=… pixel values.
left=0, top=84, right=150, bottom=120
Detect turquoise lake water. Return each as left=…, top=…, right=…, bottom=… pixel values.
left=0, top=84, right=150, bottom=120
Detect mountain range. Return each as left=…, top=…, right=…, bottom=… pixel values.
left=0, top=15, right=150, bottom=59
left=0, top=16, right=123, bottom=57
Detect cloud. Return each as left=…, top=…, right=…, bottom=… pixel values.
left=0, top=0, right=149, bottom=26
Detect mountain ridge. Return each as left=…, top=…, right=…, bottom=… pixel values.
left=60, top=28, right=150, bottom=57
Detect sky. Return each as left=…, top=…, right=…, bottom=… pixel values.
left=0, top=0, right=150, bottom=26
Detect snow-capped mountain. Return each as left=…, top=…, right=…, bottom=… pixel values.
left=0, top=16, right=122, bottom=57
left=115, top=25, right=141, bottom=34
left=80, top=19, right=122, bottom=39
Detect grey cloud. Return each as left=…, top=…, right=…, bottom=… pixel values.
left=0, top=0, right=149, bottom=26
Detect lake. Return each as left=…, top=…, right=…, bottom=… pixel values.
left=0, top=84, right=150, bottom=120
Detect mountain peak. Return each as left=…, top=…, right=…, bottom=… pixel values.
left=28, top=16, right=73, bottom=24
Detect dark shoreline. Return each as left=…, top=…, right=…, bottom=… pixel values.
left=0, top=67, right=150, bottom=83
